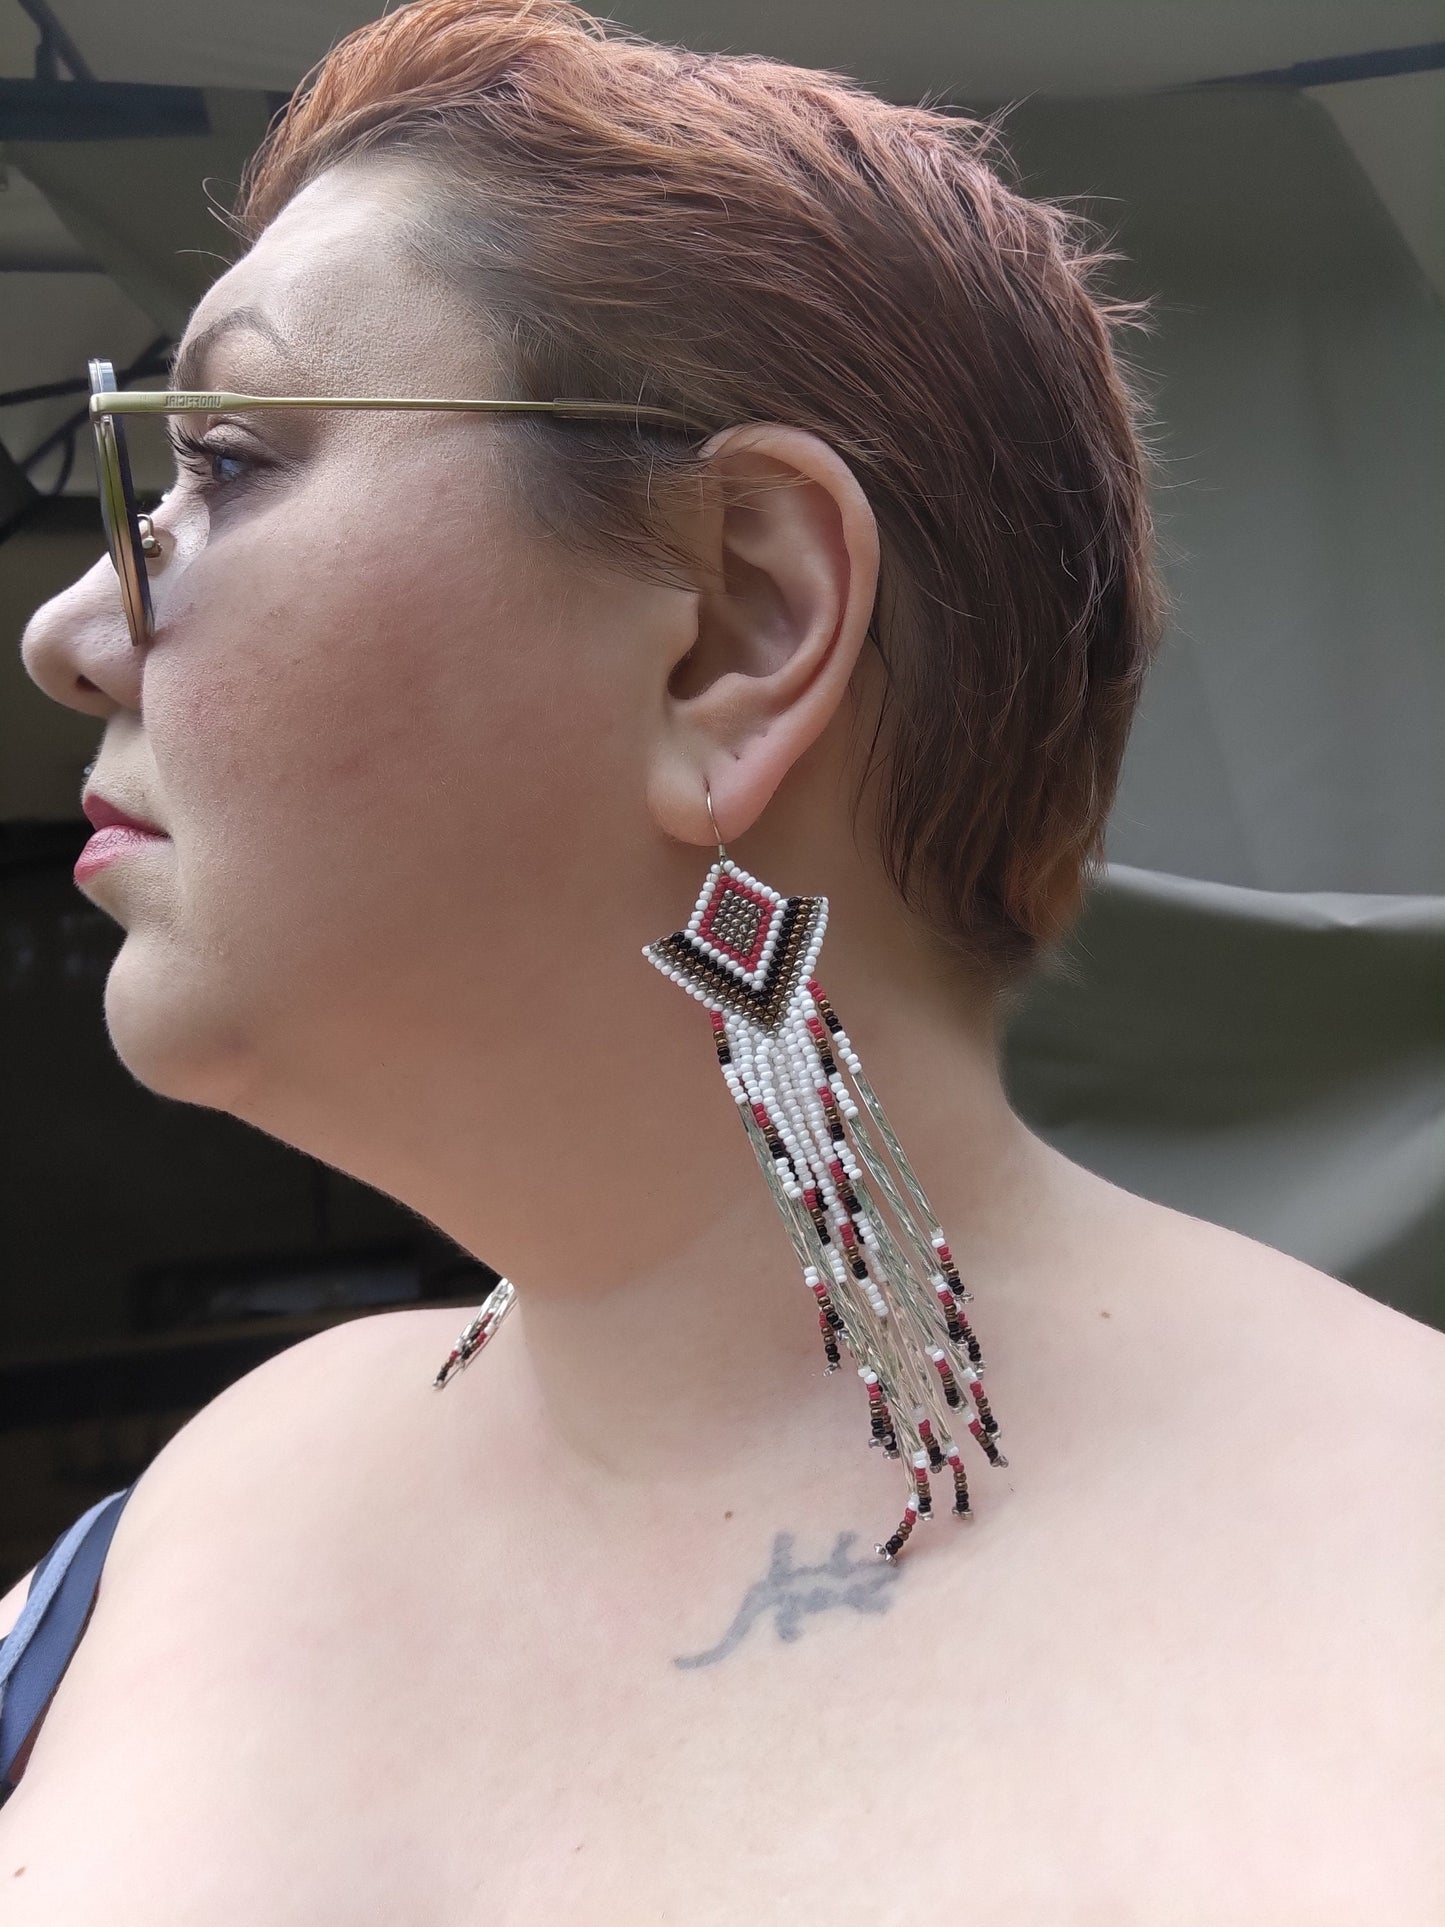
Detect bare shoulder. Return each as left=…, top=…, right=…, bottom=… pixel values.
left=1074, top=1158, right=1445, bottom=1428
left=101, top=1305, right=484, bottom=1581
left=0, top=1313, right=457, bottom=1639
left=1175, top=1195, right=1441, bottom=1370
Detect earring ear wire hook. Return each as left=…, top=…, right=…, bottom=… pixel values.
left=704, top=781, right=727, bottom=860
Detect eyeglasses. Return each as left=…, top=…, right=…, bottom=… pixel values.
left=87, top=358, right=700, bottom=649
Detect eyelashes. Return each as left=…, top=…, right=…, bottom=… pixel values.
left=167, top=424, right=263, bottom=495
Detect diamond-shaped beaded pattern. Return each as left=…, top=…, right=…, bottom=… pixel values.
left=643, top=858, right=827, bottom=1033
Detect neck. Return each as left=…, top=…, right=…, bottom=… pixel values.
left=246, top=823, right=1064, bottom=1503
left=430, top=927, right=1049, bottom=1493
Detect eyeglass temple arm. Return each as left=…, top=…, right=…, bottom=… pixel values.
left=90, top=390, right=698, bottom=430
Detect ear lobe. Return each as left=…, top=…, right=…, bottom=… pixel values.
left=647, top=425, right=880, bottom=851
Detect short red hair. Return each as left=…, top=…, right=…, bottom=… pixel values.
left=235, top=0, right=1168, bottom=986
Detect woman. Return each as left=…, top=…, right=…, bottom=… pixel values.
left=3, top=0, right=1440, bottom=1916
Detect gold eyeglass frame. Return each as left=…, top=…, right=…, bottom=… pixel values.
left=87, top=357, right=701, bottom=648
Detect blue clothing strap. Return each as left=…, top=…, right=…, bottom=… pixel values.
left=0, top=1485, right=136, bottom=1794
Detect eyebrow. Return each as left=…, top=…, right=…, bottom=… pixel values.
left=168, top=306, right=295, bottom=392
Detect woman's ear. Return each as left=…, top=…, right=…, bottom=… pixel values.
left=646, top=423, right=880, bottom=848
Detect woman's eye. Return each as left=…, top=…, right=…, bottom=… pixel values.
left=169, top=428, right=257, bottom=492
left=205, top=449, right=248, bottom=487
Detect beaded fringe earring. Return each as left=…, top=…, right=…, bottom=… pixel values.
left=434, top=787, right=1007, bottom=1561
left=644, top=790, right=1008, bottom=1560
left=433, top=1275, right=516, bottom=1390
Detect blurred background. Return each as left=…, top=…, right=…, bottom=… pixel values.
left=2, top=1, right=1442, bottom=1585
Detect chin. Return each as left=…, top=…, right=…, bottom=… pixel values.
left=102, top=935, right=263, bottom=1116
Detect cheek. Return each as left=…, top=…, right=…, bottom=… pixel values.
left=143, top=458, right=638, bottom=1001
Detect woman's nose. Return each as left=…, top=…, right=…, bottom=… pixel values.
left=20, top=548, right=146, bottom=719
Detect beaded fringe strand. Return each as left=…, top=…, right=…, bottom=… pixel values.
left=434, top=852, right=1008, bottom=1563
left=434, top=1275, right=516, bottom=1388
left=707, top=969, right=1007, bottom=1560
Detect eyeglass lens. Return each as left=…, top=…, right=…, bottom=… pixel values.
left=87, top=359, right=153, bottom=646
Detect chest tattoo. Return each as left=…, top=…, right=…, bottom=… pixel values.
left=673, top=1529, right=903, bottom=1668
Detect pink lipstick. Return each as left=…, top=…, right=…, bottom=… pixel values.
left=76, top=790, right=169, bottom=883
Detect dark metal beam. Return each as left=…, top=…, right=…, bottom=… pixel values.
left=0, top=43, right=1440, bottom=147
left=0, top=77, right=291, bottom=141
left=0, top=238, right=100, bottom=272
left=0, top=75, right=209, bottom=139
left=1194, top=40, right=1445, bottom=89
left=14, top=0, right=94, bottom=83
left=0, top=442, right=41, bottom=541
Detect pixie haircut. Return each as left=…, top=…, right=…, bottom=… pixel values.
left=234, top=0, right=1169, bottom=989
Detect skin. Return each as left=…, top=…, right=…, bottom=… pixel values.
left=6, top=154, right=1443, bottom=1922
left=20, top=152, right=1050, bottom=1483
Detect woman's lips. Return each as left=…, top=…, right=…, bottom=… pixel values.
left=74, top=823, right=170, bottom=883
